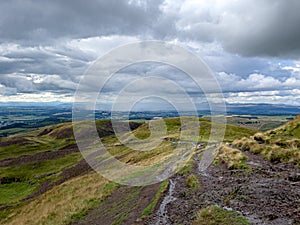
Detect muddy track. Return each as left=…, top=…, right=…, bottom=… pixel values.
left=143, top=150, right=300, bottom=225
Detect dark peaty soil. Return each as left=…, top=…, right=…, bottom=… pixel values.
left=142, top=151, right=300, bottom=225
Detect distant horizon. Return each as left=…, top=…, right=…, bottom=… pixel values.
left=1, top=101, right=300, bottom=107
left=1, top=101, right=300, bottom=117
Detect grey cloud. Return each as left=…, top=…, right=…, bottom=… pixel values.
left=220, top=0, right=300, bottom=58
left=1, top=0, right=299, bottom=58
left=1, top=0, right=300, bottom=105
left=175, top=0, right=300, bottom=58
left=0, top=73, right=77, bottom=95
left=0, top=84, right=17, bottom=95
left=0, top=44, right=89, bottom=84
left=0, top=0, right=163, bottom=45
left=0, top=74, right=36, bottom=93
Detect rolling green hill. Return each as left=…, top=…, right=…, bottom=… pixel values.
left=0, top=117, right=256, bottom=224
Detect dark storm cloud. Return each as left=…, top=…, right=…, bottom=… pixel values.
left=1, top=0, right=300, bottom=57
left=0, top=0, right=163, bottom=44
left=174, top=0, right=300, bottom=58
left=220, top=0, right=300, bottom=58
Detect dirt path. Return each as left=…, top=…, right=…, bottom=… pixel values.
left=143, top=150, right=300, bottom=225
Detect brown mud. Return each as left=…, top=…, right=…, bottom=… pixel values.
left=141, top=150, right=300, bottom=225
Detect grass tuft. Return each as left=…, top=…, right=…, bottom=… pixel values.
left=233, top=117, right=300, bottom=167
left=186, top=174, right=200, bottom=190
left=193, top=205, right=249, bottom=225
left=215, top=145, right=249, bottom=170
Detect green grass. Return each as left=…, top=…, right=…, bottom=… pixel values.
left=133, top=123, right=151, bottom=140
left=108, top=117, right=255, bottom=167
left=0, top=153, right=82, bottom=206
left=177, top=157, right=194, bottom=175
left=142, top=179, right=169, bottom=216
left=102, top=181, right=120, bottom=195
left=0, top=128, right=37, bottom=137
left=0, top=117, right=257, bottom=224
left=0, top=172, right=109, bottom=225
left=224, top=124, right=256, bottom=143
left=70, top=181, right=119, bottom=221
left=0, top=182, right=36, bottom=205
left=193, top=205, right=249, bottom=225
left=0, top=136, right=75, bottom=161
left=0, top=119, right=122, bottom=160
left=164, top=117, right=181, bottom=133
left=0, top=153, right=82, bottom=181
left=186, top=174, right=200, bottom=190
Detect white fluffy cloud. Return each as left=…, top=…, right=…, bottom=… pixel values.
left=225, top=90, right=300, bottom=106
left=217, top=71, right=300, bottom=91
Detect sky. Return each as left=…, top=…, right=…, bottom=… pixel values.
left=0, top=0, right=300, bottom=108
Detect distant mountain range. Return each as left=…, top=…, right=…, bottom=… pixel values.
left=0, top=102, right=300, bottom=116
left=225, top=103, right=300, bottom=115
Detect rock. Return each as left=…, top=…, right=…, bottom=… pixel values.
left=288, top=173, right=300, bottom=182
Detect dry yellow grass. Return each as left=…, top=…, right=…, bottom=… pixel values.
left=215, top=145, right=248, bottom=169
left=233, top=127, right=300, bottom=166
left=1, top=172, right=109, bottom=225
left=233, top=137, right=261, bottom=153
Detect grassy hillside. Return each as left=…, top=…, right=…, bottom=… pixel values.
left=0, top=122, right=75, bottom=161
left=0, top=120, right=140, bottom=215
left=1, top=172, right=116, bottom=225
left=0, top=117, right=256, bottom=224
left=233, top=115, right=300, bottom=167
